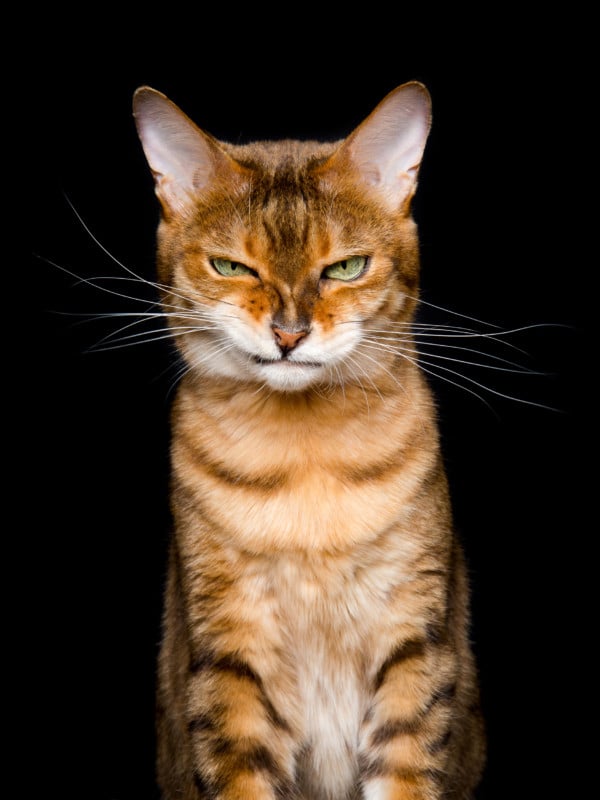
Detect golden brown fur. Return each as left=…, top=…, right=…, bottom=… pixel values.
left=134, top=82, right=486, bottom=799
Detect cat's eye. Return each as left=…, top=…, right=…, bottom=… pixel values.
left=322, top=256, right=367, bottom=281
left=211, top=258, right=257, bottom=277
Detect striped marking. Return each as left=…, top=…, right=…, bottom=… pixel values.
left=193, top=771, right=217, bottom=798
left=189, top=649, right=292, bottom=734
left=371, top=717, right=421, bottom=745
left=362, top=758, right=445, bottom=784
left=195, top=740, right=296, bottom=798
left=428, top=729, right=452, bottom=754
left=374, top=638, right=426, bottom=691
left=181, top=435, right=287, bottom=491
left=425, top=619, right=447, bottom=645
left=370, top=680, right=456, bottom=747
left=188, top=713, right=215, bottom=733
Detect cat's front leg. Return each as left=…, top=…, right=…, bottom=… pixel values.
left=186, top=648, right=299, bottom=800
left=359, top=635, right=456, bottom=800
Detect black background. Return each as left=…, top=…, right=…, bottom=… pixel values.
left=27, top=22, right=587, bottom=800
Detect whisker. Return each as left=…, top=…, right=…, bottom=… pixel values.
left=404, top=292, right=502, bottom=330
left=333, top=363, right=347, bottom=407
left=348, top=348, right=402, bottom=401
left=361, top=341, right=496, bottom=413
left=36, top=254, right=166, bottom=308
left=64, top=195, right=210, bottom=307
left=54, top=196, right=243, bottom=313
left=359, top=341, right=559, bottom=412
left=387, top=322, right=482, bottom=335
left=362, top=322, right=567, bottom=358
left=362, top=335, right=545, bottom=375
left=95, top=322, right=216, bottom=346
left=341, top=356, right=372, bottom=413
left=88, top=327, right=211, bottom=353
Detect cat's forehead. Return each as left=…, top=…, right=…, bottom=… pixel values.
left=224, top=138, right=340, bottom=172
left=193, top=139, right=379, bottom=272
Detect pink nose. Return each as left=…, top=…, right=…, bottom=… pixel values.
left=272, top=327, right=307, bottom=352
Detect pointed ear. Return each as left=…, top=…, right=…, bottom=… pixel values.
left=133, top=86, right=244, bottom=216
left=326, top=82, right=432, bottom=211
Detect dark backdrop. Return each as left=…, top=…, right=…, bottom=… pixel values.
left=27, top=26, right=586, bottom=800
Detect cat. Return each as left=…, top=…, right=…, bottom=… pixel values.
left=133, top=80, right=486, bottom=800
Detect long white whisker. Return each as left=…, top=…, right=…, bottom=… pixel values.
left=50, top=195, right=241, bottom=313
left=361, top=342, right=497, bottom=413
left=82, top=272, right=238, bottom=313
left=405, top=292, right=502, bottom=330
left=362, top=335, right=544, bottom=375
left=359, top=341, right=558, bottom=412
left=64, top=194, right=151, bottom=282
left=349, top=347, right=403, bottom=399
left=88, top=327, right=211, bottom=353
left=95, top=323, right=216, bottom=346
left=342, top=356, right=372, bottom=412
left=364, top=331, right=536, bottom=371
left=332, top=362, right=346, bottom=407
left=64, top=195, right=218, bottom=309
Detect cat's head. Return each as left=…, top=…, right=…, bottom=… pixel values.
left=134, top=82, right=431, bottom=393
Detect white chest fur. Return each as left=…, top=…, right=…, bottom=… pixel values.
left=294, top=630, right=364, bottom=797
left=270, top=548, right=415, bottom=799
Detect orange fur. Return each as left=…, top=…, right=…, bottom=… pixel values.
left=135, top=82, right=486, bottom=800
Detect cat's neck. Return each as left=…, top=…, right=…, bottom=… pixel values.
left=171, top=364, right=440, bottom=553
left=183, top=368, right=417, bottom=416
left=176, top=361, right=435, bottom=448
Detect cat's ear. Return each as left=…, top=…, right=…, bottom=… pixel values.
left=133, top=87, right=245, bottom=216
left=325, top=82, right=432, bottom=212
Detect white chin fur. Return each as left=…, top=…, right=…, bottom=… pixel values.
left=255, top=362, right=327, bottom=392
left=182, top=340, right=328, bottom=391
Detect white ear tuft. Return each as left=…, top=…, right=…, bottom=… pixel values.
left=133, top=86, right=222, bottom=214
left=347, top=82, right=432, bottom=210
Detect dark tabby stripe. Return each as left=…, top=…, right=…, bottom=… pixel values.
left=181, top=435, right=286, bottom=491
left=190, top=650, right=262, bottom=684
left=263, top=693, right=293, bottom=734
left=374, top=638, right=426, bottom=691
left=188, top=713, right=215, bottom=733
left=200, top=739, right=296, bottom=799
left=428, top=729, right=452, bottom=754
left=194, top=771, right=217, bottom=799
left=371, top=716, right=421, bottom=745
left=343, top=448, right=407, bottom=483
left=362, top=758, right=445, bottom=784
left=214, top=653, right=264, bottom=684
left=425, top=618, right=447, bottom=645
left=190, top=649, right=293, bottom=734
left=212, top=740, right=283, bottom=777
left=370, top=680, right=456, bottom=746
left=426, top=682, right=457, bottom=711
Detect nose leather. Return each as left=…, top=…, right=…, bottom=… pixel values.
left=272, top=327, right=307, bottom=352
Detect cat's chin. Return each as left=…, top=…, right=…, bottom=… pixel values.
left=253, top=360, right=326, bottom=392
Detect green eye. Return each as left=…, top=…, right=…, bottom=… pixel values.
left=322, top=256, right=367, bottom=281
left=211, top=258, right=256, bottom=277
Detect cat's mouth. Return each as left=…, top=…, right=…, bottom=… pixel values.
left=252, top=355, right=323, bottom=369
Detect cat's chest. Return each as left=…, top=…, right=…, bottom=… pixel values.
left=265, top=554, right=398, bottom=798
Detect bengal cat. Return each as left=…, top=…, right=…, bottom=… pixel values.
left=133, top=80, right=486, bottom=800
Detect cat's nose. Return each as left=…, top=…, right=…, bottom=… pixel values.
left=272, top=326, right=308, bottom=354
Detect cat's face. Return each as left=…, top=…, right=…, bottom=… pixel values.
left=134, top=83, right=431, bottom=392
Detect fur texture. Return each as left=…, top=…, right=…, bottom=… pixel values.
left=134, top=81, right=486, bottom=800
